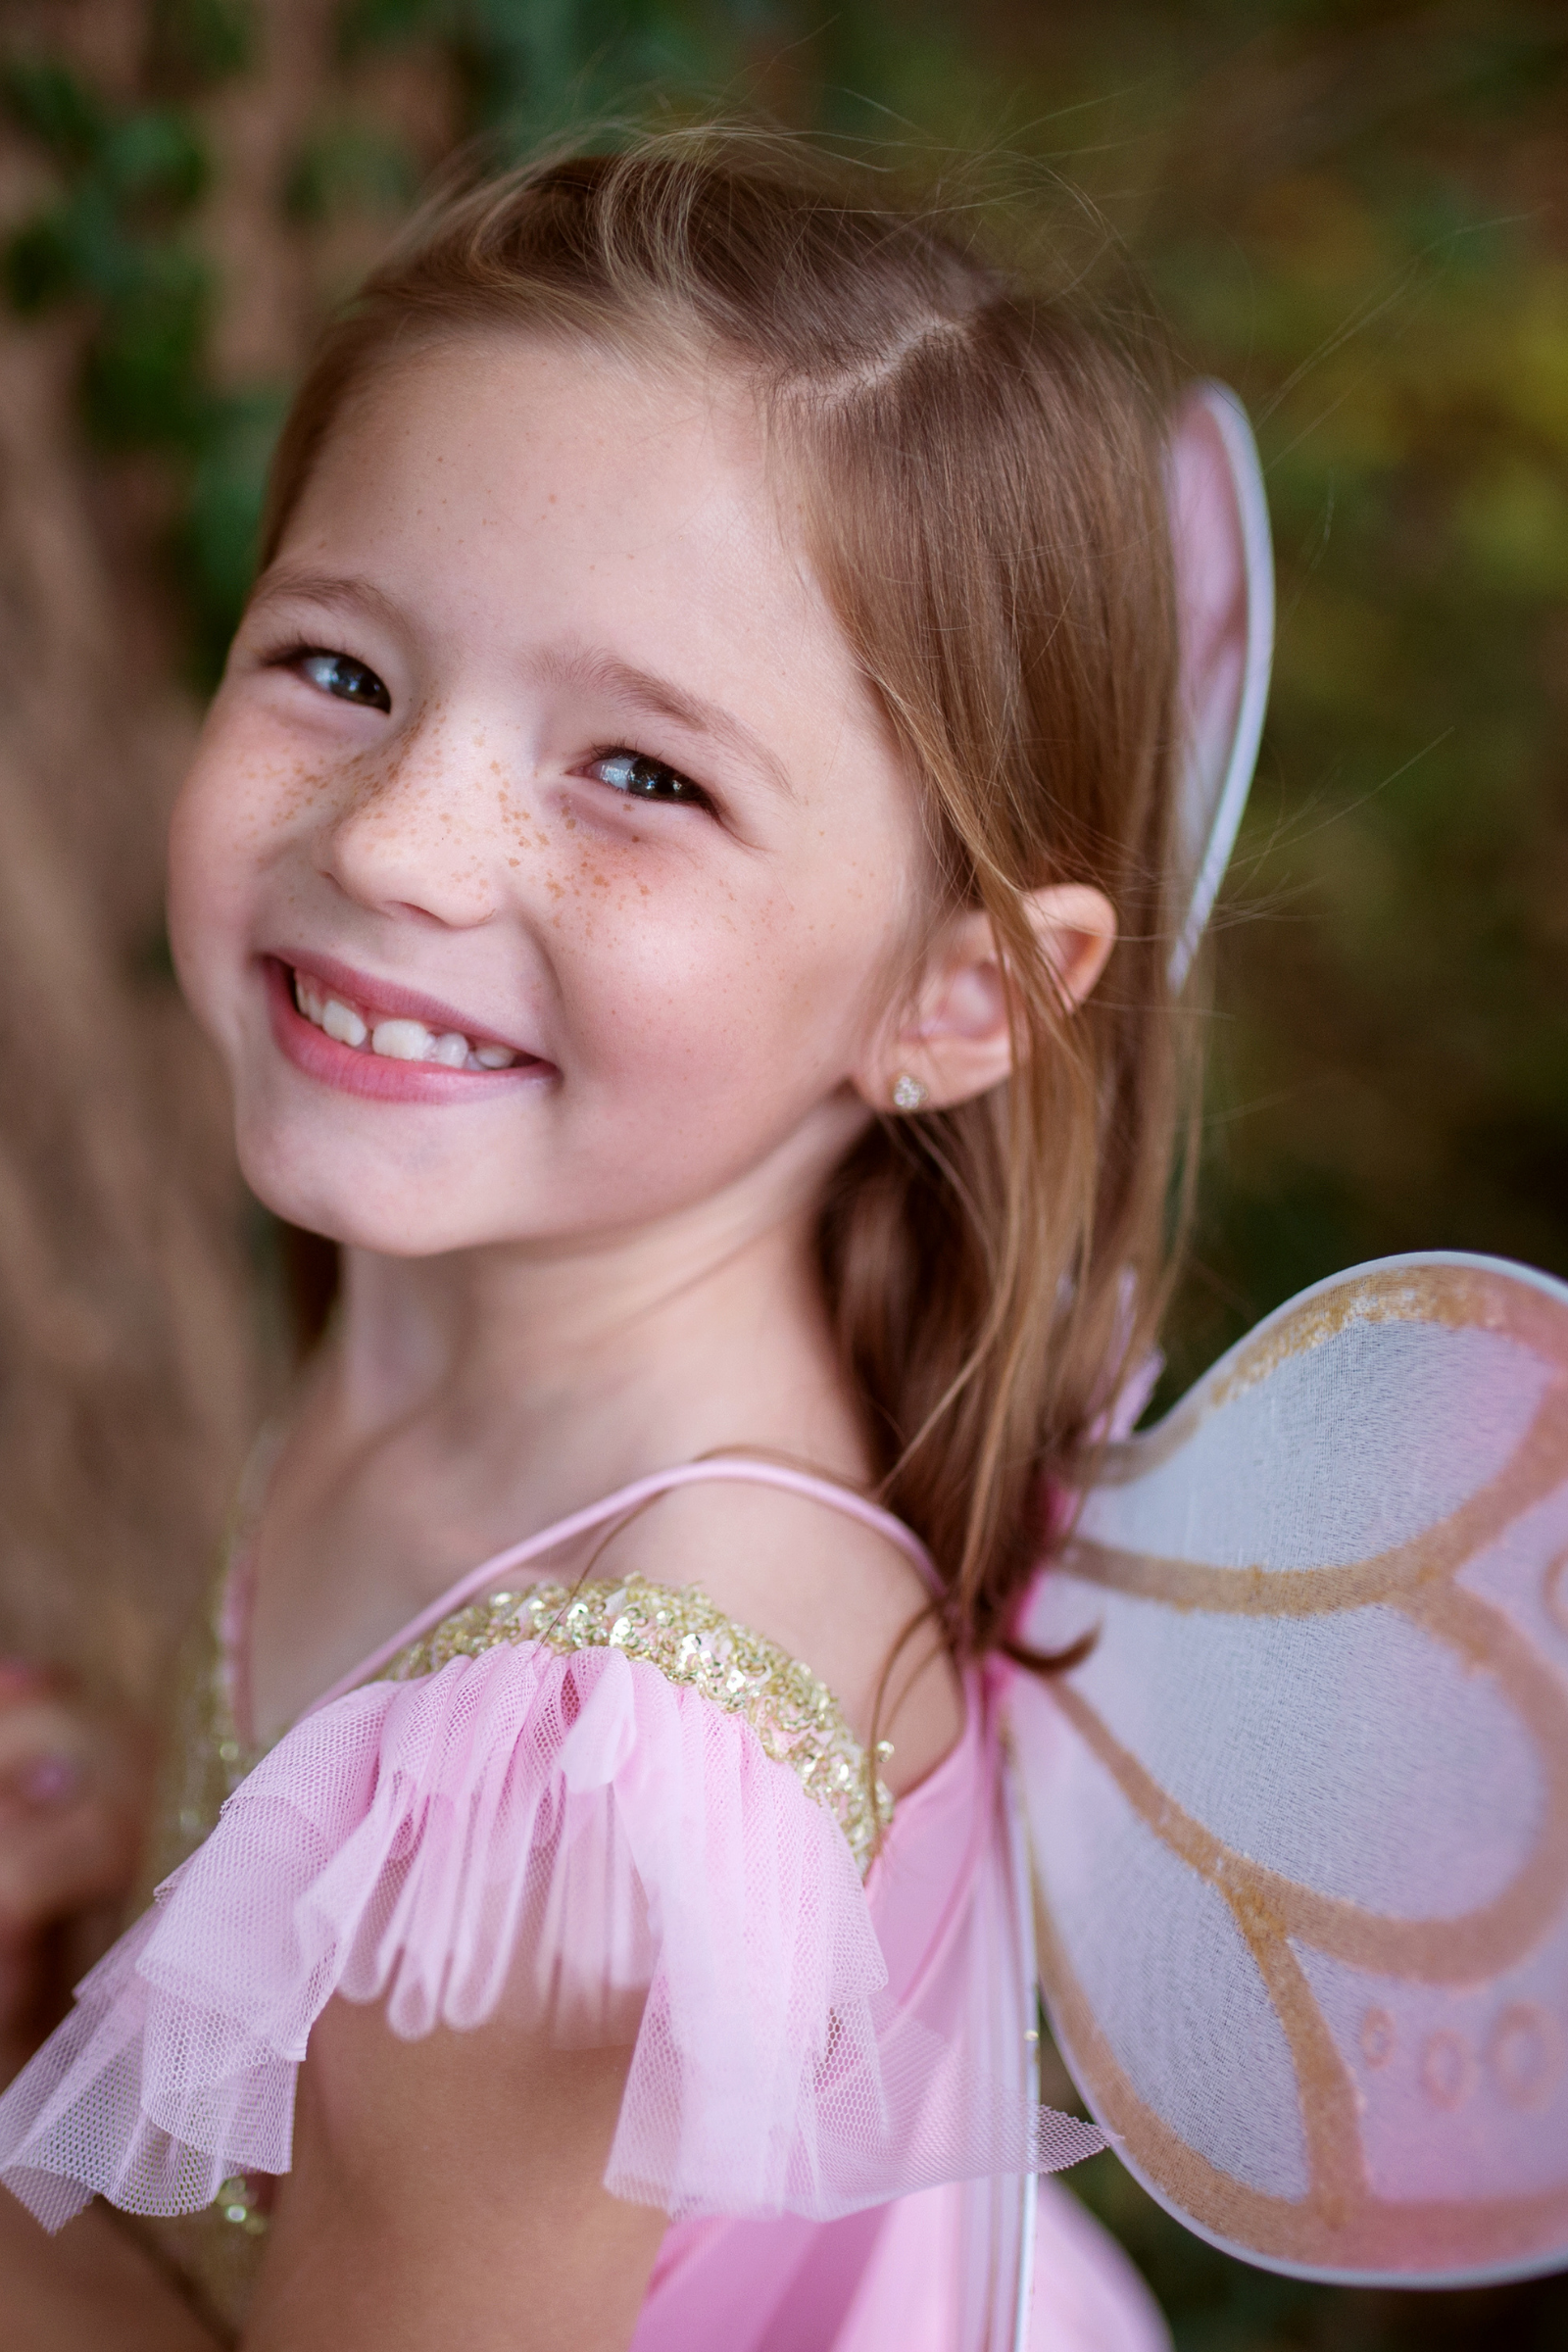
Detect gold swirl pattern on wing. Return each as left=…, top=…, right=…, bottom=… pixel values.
left=1034, top=1259, right=1568, bottom=2277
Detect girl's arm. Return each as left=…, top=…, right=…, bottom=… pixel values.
left=0, top=2193, right=221, bottom=2350
left=0, top=1671, right=148, bottom=2080
left=0, top=1677, right=207, bottom=2345
left=242, top=1994, right=667, bottom=2352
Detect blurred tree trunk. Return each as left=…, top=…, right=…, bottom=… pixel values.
left=0, top=234, right=254, bottom=1710
left=0, top=0, right=316, bottom=1708
left=0, top=0, right=455, bottom=1705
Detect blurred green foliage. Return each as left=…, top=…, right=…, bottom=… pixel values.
left=4, top=1, right=1568, bottom=2342
left=2, top=56, right=212, bottom=441
left=338, top=0, right=758, bottom=140
left=1, top=24, right=285, bottom=678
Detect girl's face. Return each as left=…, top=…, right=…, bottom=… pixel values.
left=170, top=336, right=926, bottom=1256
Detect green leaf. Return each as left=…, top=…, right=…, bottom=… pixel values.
left=80, top=249, right=213, bottom=450
left=149, top=0, right=257, bottom=87
left=0, top=56, right=108, bottom=165
left=2, top=212, right=80, bottom=313
left=284, top=122, right=418, bottom=223
left=176, top=386, right=290, bottom=684
left=101, top=110, right=210, bottom=211
left=336, top=0, right=453, bottom=58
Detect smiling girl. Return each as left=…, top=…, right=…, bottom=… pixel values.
left=0, top=134, right=1216, bottom=2350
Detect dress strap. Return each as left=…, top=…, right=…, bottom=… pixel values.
left=303, top=1457, right=942, bottom=1719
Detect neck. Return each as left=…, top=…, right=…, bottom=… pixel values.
left=320, top=1123, right=871, bottom=1516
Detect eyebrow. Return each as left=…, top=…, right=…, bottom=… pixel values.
left=248, top=572, right=796, bottom=803
left=527, top=646, right=796, bottom=803
left=247, top=566, right=409, bottom=635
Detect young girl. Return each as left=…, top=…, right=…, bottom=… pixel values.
left=5, top=129, right=1564, bottom=2350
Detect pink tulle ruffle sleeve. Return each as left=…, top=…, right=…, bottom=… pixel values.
left=0, top=1639, right=1088, bottom=2233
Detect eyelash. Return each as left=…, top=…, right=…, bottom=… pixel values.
left=587, top=750, right=713, bottom=812
left=268, top=643, right=714, bottom=815
left=278, top=644, right=392, bottom=712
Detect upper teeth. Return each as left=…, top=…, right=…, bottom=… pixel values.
left=293, top=972, right=518, bottom=1071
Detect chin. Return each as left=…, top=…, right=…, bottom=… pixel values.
left=233, top=1126, right=468, bottom=1258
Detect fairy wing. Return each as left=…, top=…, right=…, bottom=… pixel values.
left=1166, top=382, right=1274, bottom=991
left=1009, top=1251, right=1568, bottom=2286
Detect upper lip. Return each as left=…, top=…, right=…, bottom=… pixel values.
left=270, top=950, right=541, bottom=1057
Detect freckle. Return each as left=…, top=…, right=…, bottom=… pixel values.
left=509, top=858, right=519, bottom=867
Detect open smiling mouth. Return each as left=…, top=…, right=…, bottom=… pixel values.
left=269, top=957, right=552, bottom=1093
left=291, top=968, right=521, bottom=1072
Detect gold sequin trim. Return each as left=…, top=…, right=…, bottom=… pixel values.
left=216, top=2175, right=270, bottom=2237
left=384, top=1575, right=894, bottom=1874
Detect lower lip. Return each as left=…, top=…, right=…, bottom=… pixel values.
left=263, top=959, right=553, bottom=1104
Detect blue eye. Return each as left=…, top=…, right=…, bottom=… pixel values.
left=593, top=751, right=709, bottom=808
left=298, top=651, right=391, bottom=712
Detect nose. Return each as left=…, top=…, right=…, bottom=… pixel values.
left=316, top=714, right=504, bottom=929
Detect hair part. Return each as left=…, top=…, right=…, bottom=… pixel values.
left=259, top=127, right=1196, bottom=1663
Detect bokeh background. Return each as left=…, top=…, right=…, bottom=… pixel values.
left=1, top=1, right=1565, bottom=2343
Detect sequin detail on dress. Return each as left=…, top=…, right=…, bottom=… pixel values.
left=384, top=1575, right=895, bottom=1874
left=119, top=1556, right=895, bottom=2322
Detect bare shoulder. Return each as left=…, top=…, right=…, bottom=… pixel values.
left=584, top=1479, right=963, bottom=1796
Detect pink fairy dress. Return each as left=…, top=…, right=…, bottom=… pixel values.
left=0, top=1453, right=1163, bottom=2351
left=6, top=1251, right=1568, bottom=2325
left=14, top=1251, right=1559, bottom=2330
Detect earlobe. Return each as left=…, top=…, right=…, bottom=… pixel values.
left=861, top=885, right=1116, bottom=1116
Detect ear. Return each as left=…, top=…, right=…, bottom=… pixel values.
left=856, top=885, right=1116, bottom=1114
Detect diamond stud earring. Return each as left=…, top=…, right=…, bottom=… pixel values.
left=892, top=1073, right=929, bottom=1112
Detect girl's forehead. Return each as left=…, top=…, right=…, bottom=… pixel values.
left=304, top=333, right=775, bottom=561
left=285, top=333, right=847, bottom=673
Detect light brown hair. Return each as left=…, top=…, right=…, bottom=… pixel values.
left=259, top=130, right=1191, bottom=1662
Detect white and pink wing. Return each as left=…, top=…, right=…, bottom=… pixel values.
left=1010, top=1250, right=1568, bottom=2285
